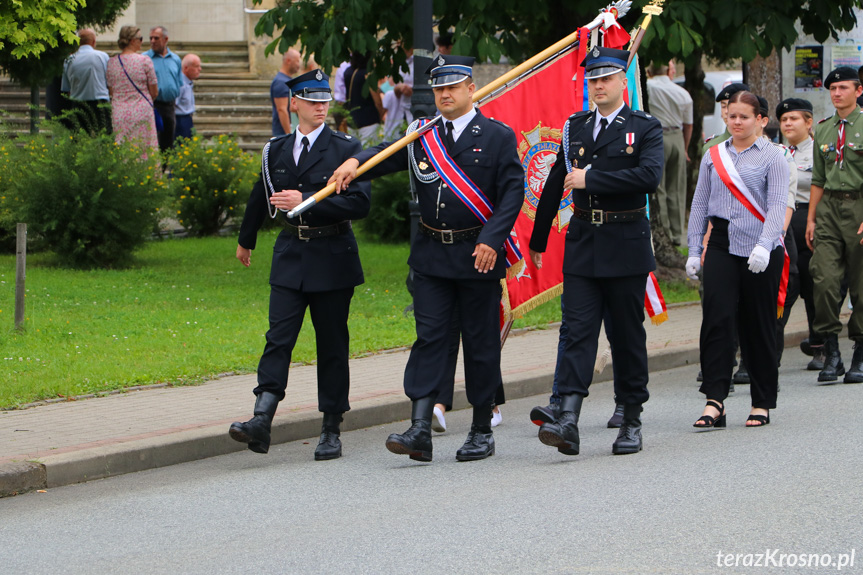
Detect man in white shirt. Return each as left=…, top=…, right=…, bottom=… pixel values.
left=61, top=29, right=111, bottom=133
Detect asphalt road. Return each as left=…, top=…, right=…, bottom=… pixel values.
left=1, top=345, right=862, bottom=575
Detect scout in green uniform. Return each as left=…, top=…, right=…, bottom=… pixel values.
left=702, top=82, right=749, bottom=153
left=808, top=66, right=863, bottom=384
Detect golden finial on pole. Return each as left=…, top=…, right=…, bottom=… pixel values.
left=626, top=0, right=665, bottom=69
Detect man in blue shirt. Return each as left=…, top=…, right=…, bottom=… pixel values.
left=174, top=53, right=201, bottom=140
left=271, top=48, right=301, bottom=136
left=61, top=29, right=111, bottom=133
left=145, top=26, right=183, bottom=151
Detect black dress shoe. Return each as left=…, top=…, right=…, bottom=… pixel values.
left=529, top=403, right=560, bottom=426
left=807, top=346, right=826, bottom=371
left=229, top=391, right=280, bottom=454
left=844, top=343, right=863, bottom=384
left=819, top=334, right=845, bottom=383
left=696, top=370, right=703, bottom=382
left=607, top=403, right=624, bottom=428
left=457, top=406, right=495, bottom=461
left=538, top=394, right=582, bottom=455
left=385, top=396, right=434, bottom=462
left=314, top=413, right=343, bottom=460
left=612, top=404, right=643, bottom=455
left=733, top=362, right=750, bottom=384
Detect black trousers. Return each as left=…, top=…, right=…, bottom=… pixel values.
left=559, top=273, right=650, bottom=405
left=434, top=305, right=506, bottom=411
left=775, top=228, right=801, bottom=366
left=253, top=284, right=354, bottom=414
left=791, top=206, right=819, bottom=344
left=405, top=272, right=502, bottom=408
left=154, top=100, right=177, bottom=152
left=700, top=246, right=785, bottom=409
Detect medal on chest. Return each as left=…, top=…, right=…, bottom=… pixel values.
left=625, top=132, right=635, bottom=154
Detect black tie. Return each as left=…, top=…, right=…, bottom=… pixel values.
left=298, top=136, right=310, bottom=168
left=595, top=118, right=608, bottom=142
left=445, top=121, right=456, bottom=151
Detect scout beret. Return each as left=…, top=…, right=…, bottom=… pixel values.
left=715, top=82, right=749, bottom=102
left=824, top=66, right=859, bottom=88
left=776, top=98, right=813, bottom=120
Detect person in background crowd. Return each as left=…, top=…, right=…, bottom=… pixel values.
left=174, top=53, right=201, bottom=141
left=381, top=47, right=414, bottom=140
left=435, top=32, right=453, bottom=56
left=344, top=52, right=384, bottom=145
left=687, top=91, right=789, bottom=429
left=271, top=48, right=302, bottom=136
left=61, top=28, right=112, bottom=133
left=106, top=25, right=158, bottom=153
left=145, top=26, right=182, bottom=151
left=807, top=66, right=863, bottom=384
left=646, top=60, right=693, bottom=246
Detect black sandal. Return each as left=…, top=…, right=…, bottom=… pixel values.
left=746, top=412, right=770, bottom=427
left=693, top=400, right=726, bottom=428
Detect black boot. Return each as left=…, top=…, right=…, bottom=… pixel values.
left=538, top=393, right=583, bottom=455
left=818, top=334, right=845, bottom=383
left=844, top=343, right=863, bottom=384
left=800, top=338, right=814, bottom=356
left=385, top=396, right=434, bottom=462
left=456, top=405, right=495, bottom=461
left=314, top=413, right=343, bottom=460
left=733, top=362, right=750, bottom=384
left=229, top=391, right=279, bottom=454
left=607, top=403, right=625, bottom=428
left=612, top=404, right=643, bottom=455
left=529, top=402, right=560, bottom=426
left=807, top=345, right=826, bottom=371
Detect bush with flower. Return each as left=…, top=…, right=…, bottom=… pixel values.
left=166, top=135, right=259, bottom=236
left=1, top=126, right=167, bottom=268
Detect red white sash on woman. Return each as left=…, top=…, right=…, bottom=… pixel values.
left=709, top=143, right=790, bottom=317
left=417, top=118, right=523, bottom=268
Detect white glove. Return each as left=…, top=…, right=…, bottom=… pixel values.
left=685, top=256, right=701, bottom=281
left=747, top=245, right=771, bottom=273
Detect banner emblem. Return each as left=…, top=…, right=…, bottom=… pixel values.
left=518, top=122, right=570, bottom=229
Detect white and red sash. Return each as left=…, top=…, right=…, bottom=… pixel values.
left=709, top=144, right=790, bottom=317
left=417, top=118, right=522, bottom=268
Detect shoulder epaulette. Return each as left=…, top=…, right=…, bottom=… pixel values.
left=569, top=110, right=592, bottom=120
left=818, top=115, right=832, bottom=124
left=631, top=109, right=652, bottom=119
left=331, top=130, right=353, bottom=141
left=268, top=133, right=291, bottom=143
left=488, top=117, right=512, bottom=129
left=704, top=133, right=718, bottom=144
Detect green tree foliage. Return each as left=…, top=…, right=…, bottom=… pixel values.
left=0, top=0, right=131, bottom=88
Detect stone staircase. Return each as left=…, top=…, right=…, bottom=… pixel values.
left=0, top=41, right=272, bottom=151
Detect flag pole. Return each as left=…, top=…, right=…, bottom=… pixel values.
left=286, top=0, right=633, bottom=219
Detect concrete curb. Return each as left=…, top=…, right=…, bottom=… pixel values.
left=0, top=327, right=816, bottom=497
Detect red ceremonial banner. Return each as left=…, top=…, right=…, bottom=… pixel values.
left=481, top=49, right=582, bottom=321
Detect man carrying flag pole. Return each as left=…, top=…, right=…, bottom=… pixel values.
left=330, top=56, right=523, bottom=462
left=529, top=46, right=664, bottom=456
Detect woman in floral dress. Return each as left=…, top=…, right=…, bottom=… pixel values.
left=106, top=25, right=159, bottom=152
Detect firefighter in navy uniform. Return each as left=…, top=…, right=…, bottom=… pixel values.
left=330, top=55, right=523, bottom=462
left=229, top=70, right=371, bottom=460
left=529, top=47, right=664, bottom=456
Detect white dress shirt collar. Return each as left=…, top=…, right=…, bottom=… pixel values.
left=444, top=106, right=478, bottom=143
left=593, top=102, right=626, bottom=140
left=293, top=122, right=326, bottom=164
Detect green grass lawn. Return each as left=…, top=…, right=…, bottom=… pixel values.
left=0, top=231, right=697, bottom=409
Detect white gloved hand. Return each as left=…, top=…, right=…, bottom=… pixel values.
left=747, top=245, right=771, bottom=273
left=685, top=256, right=701, bottom=281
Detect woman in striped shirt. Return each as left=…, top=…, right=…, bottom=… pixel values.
left=686, top=91, right=790, bottom=428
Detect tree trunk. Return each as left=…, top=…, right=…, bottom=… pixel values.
left=684, top=49, right=706, bottom=208
left=744, top=50, right=782, bottom=139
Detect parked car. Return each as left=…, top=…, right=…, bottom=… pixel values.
left=675, top=71, right=743, bottom=143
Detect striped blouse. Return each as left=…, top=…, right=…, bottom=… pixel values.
left=688, top=137, right=789, bottom=258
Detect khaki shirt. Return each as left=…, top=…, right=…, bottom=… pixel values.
left=646, top=75, right=693, bottom=130
left=812, top=106, right=863, bottom=192
left=702, top=129, right=731, bottom=153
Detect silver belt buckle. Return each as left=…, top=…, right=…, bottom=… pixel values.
left=297, top=225, right=311, bottom=241
left=591, top=209, right=604, bottom=225
left=441, top=229, right=454, bottom=244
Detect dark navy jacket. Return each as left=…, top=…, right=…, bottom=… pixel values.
left=530, top=105, right=664, bottom=278
left=239, top=126, right=371, bottom=292
left=354, top=110, right=524, bottom=280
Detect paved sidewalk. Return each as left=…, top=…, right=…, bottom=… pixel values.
left=0, top=301, right=835, bottom=496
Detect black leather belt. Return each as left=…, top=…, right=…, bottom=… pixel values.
left=573, top=206, right=647, bottom=225
left=824, top=189, right=859, bottom=200
left=419, top=220, right=482, bottom=244
left=284, top=221, right=351, bottom=240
